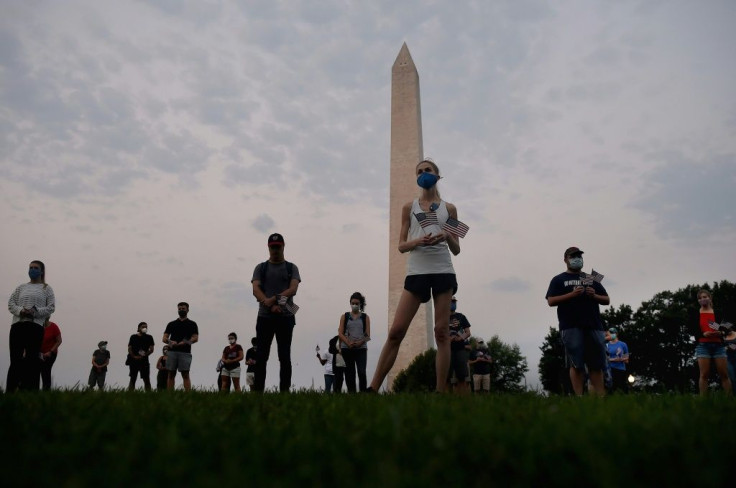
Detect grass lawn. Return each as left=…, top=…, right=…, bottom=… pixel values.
left=1, top=391, right=733, bottom=487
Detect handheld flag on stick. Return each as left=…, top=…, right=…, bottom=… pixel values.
left=414, top=212, right=438, bottom=229
left=708, top=321, right=734, bottom=332
left=591, top=269, right=605, bottom=283
left=441, top=217, right=469, bottom=238
left=278, top=296, right=299, bottom=315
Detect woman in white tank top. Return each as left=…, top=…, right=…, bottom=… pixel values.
left=369, top=160, right=461, bottom=393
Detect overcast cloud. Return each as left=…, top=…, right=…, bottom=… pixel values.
left=2, top=0, right=735, bottom=391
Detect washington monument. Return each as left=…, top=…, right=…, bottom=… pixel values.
left=386, top=43, right=433, bottom=388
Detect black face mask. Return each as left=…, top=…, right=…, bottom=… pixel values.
left=178, top=310, right=187, bottom=318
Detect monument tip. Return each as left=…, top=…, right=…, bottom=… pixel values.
left=393, top=42, right=415, bottom=69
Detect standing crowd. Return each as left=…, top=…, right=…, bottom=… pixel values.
left=6, top=160, right=735, bottom=395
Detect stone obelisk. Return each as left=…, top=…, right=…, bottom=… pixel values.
left=386, top=43, right=434, bottom=389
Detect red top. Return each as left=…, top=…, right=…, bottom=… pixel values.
left=41, top=322, right=62, bottom=354
left=699, top=312, right=721, bottom=343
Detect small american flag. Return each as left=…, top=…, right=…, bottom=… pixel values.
left=441, top=217, right=469, bottom=238
left=580, top=273, right=593, bottom=286
left=278, top=296, right=300, bottom=315
left=414, top=212, right=438, bottom=229
left=591, top=269, right=605, bottom=283
left=709, top=321, right=734, bottom=332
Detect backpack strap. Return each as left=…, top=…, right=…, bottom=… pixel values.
left=286, top=262, right=293, bottom=284
left=258, top=261, right=268, bottom=291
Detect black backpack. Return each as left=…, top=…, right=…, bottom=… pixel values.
left=343, top=312, right=367, bottom=335
left=258, top=261, right=294, bottom=291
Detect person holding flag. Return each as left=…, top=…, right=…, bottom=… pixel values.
left=369, top=159, right=462, bottom=393
left=251, top=233, right=302, bottom=392
left=545, top=247, right=610, bottom=396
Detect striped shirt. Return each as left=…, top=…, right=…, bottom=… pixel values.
left=8, top=283, right=56, bottom=326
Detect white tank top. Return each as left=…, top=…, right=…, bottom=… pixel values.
left=406, top=199, right=455, bottom=276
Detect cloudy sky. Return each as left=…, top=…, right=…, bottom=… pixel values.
left=2, top=0, right=735, bottom=391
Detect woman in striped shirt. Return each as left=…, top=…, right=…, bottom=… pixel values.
left=7, top=260, right=55, bottom=391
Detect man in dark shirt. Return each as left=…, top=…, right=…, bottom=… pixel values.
left=251, top=233, right=301, bottom=392
left=448, top=296, right=471, bottom=394
left=545, top=246, right=610, bottom=396
left=162, top=302, right=199, bottom=391
left=88, top=341, right=110, bottom=390
left=244, top=337, right=257, bottom=392
left=128, top=322, right=155, bottom=391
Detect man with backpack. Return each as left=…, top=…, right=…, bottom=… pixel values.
left=251, top=233, right=301, bottom=392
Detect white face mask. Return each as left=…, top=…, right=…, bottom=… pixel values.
left=568, top=257, right=583, bottom=270
left=229, top=339, right=236, bottom=344
left=351, top=304, right=360, bottom=312
left=140, top=328, right=148, bottom=334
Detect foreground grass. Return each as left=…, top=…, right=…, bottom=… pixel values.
left=2, top=391, right=734, bottom=488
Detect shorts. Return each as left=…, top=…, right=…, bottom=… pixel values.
left=220, top=366, right=241, bottom=378
left=473, top=374, right=491, bottom=391
left=245, top=372, right=255, bottom=386
left=128, top=360, right=150, bottom=377
left=448, top=349, right=470, bottom=382
left=695, top=342, right=727, bottom=359
left=404, top=273, right=458, bottom=303
left=166, top=351, right=192, bottom=372
left=561, top=328, right=606, bottom=371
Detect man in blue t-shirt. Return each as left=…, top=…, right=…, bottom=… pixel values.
left=545, top=246, right=610, bottom=396
left=606, top=327, right=629, bottom=393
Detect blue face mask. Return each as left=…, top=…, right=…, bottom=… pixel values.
left=568, top=257, right=583, bottom=270
left=450, top=303, right=457, bottom=312
left=610, top=333, right=617, bottom=340
left=417, top=172, right=439, bottom=189
left=29, top=268, right=42, bottom=280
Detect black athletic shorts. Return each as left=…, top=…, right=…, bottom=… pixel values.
left=404, top=273, right=458, bottom=303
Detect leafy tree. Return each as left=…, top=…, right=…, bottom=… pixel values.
left=601, top=304, right=634, bottom=331
left=538, top=327, right=572, bottom=395
left=479, top=335, right=529, bottom=392
left=392, top=349, right=437, bottom=392
left=392, top=335, right=529, bottom=393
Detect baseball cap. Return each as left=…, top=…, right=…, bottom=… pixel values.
left=608, top=327, right=618, bottom=334
left=98, top=340, right=108, bottom=348
left=564, top=246, right=584, bottom=258
left=267, top=233, right=285, bottom=246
